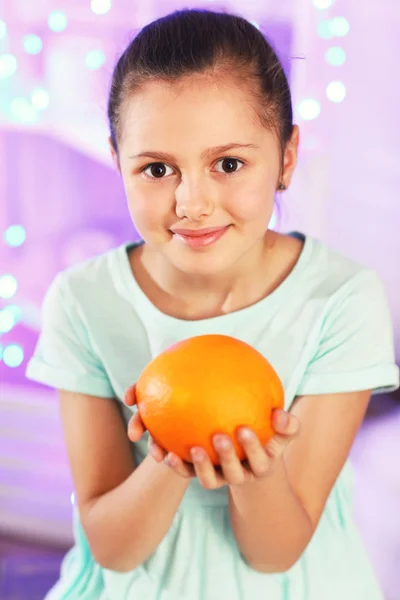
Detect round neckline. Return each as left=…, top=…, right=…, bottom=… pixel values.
left=115, top=231, right=313, bottom=329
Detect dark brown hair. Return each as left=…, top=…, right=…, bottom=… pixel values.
left=108, top=9, right=293, bottom=171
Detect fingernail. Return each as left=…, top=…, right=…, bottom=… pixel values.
left=279, top=411, right=289, bottom=428
left=287, top=418, right=298, bottom=435
left=213, top=435, right=231, bottom=449
left=238, top=428, right=254, bottom=441
left=191, top=448, right=204, bottom=462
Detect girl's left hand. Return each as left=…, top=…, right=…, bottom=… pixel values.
left=152, top=409, right=301, bottom=489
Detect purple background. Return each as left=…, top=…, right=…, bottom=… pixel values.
left=0, top=2, right=399, bottom=599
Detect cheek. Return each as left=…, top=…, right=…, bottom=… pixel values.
left=127, top=195, right=162, bottom=233
left=227, top=181, right=275, bottom=223
left=124, top=178, right=174, bottom=237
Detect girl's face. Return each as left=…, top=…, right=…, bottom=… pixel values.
left=112, top=75, right=299, bottom=276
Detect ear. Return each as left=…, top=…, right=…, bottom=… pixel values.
left=280, top=125, right=300, bottom=189
left=108, top=136, right=121, bottom=174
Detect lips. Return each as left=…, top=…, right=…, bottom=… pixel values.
left=171, top=226, right=229, bottom=237
left=171, top=225, right=230, bottom=248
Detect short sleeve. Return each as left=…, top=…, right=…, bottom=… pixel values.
left=25, top=274, right=115, bottom=397
left=297, top=270, right=399, bottom=396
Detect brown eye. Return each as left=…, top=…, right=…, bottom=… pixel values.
left=143, top=163, right=173, bottom=179
left=216, top=158, right=244, bottom=174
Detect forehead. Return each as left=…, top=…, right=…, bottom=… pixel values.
left=119, top=76, right=271, bottom=151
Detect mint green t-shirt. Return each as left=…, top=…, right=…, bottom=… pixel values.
left=26, top=232, right=399, bottom=600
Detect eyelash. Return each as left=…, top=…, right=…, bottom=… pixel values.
left=139, top=157, right=246, bottom=182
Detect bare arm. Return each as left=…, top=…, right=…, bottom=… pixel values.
left=228, top=390, right=371, bottom=572
left=59, top=390, right=190, bottom=572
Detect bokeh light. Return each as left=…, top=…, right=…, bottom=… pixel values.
left=0, top=275, right=18, bottom=300
left=23, top=34, right=43, bottom=55
left=90, top=0, right=112, bottom=15
left=0, top=20, right=7, bottom=39
left=10, top=98, right=38, bottom=124
left=4, top=304, right=22, bottom=323
left=297, top=98, right=321, bottom=120
left=3, top=344, right=24, bottom=368
left=85, top=50, right=106, bottom=70
left=0, top=307, right=18, bottom=334
left=48, top=11, right=68, bottom=32
left=325, top=47, right=346, bottom=66
left=329, top=17, right=350, bottom=37
left=326, top=81, right=346, bottom=103
left=4, top=225, right=26, bottom=247
left=0, top=54, right=17, bottom=79
left=31, top=88, right=50, bottom=110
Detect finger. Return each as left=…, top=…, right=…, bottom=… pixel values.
left=124, top=384, right=137, bottom=406
left=213, top=435, right=246, bottom=485
left=263, top=411, right=300, bottom=461
left=191, top=447, right=222, bottom=489
left=236, top=428, right=271, bottom=478
left=272, top=409, right=301, bottom=437
left=264, top=422, right=300, bottom=461
left=148, top=437, right=166, bottom=462
left=127, top=412, right=145, bottom=442
left=213, top=465, right=231, bottom=487
left=165, top=452, right=195, bottom=478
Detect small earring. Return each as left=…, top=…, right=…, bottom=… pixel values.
left=278, top=182, right=286, bottom=191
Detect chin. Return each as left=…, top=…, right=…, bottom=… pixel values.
left=166, top=247, right=239, bottom=277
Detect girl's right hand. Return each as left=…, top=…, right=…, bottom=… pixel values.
left=124, top=384, right=166, bottom=462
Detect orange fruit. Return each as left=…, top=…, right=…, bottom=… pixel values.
left=136, top=334, right=284, bottom=465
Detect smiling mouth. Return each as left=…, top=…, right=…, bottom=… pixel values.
left=170, top=225, right=230, bottom=248
left=171, top=226, right=229, bottom=236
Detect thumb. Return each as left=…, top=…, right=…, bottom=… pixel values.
left=272, top=409, right=300, bottom=436
left=264, top=411, right=300, bottom=460
left=124, top=383, right=137, bottom=406
left=127, top=412, right=145, bottom=442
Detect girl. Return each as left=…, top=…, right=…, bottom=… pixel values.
left=26, top=9, right=399, bottom=600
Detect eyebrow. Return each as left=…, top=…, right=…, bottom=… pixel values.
left=128, top=143, right=259, bottom=162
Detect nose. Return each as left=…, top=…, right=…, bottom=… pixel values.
left=175, top=177, right=214, bottom=222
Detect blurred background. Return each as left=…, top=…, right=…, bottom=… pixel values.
left=0, top=0, right=399, bottom=599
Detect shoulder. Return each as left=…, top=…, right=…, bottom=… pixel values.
left=51, top=243, right=130, bottom=305
left=39, top=243, right=133, bottom=332
left=290, top=234, right=398, bottom=398
left=284, top=231, right=393, bottom=349
left=295, top=231, right=385, bottom=302
left=300, top=236, right=395, bottom=366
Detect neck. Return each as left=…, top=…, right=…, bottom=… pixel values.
left=132, top=232, right=283, bottom=321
